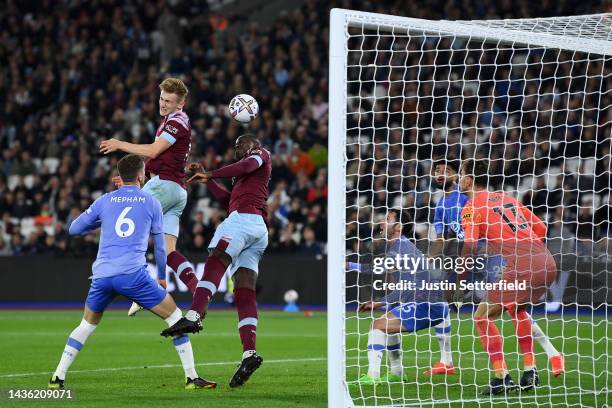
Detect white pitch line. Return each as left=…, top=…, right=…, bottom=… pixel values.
left=0, top=357, right=327, bottom=379
left=1, top=331, right=325, bottom=337
left=3, top=351, right=607, bottom=379
left=393, top=389, right=608, bottom=407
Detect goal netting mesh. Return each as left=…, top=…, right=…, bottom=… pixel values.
left=329, top=9, right=612, bottom=408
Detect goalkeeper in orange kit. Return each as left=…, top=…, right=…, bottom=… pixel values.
left=456, top=159, right=558, bottom=395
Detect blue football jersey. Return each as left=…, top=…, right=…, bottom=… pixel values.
left=433, top=184, right=469, bottom=239
left=435, top=183, right=505, bottom=279
left=382, top=235, right=446, bottom=303
left=69, top=185, right=165, bottom=279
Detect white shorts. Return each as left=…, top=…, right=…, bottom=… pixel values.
left=208, top=211, right=268, bottom=277
left=142, top=176, right=187, bottom=237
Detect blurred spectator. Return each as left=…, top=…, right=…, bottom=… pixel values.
left=287, top=144, right=315, bottom=177
left=0, top=0, right=607, bottom=260
left=307, top=171, right=328, bottom=206
left=274, top=130, right=294, bottom=159
left=595, top=194, right=612, bottom=239
left=299, top=226, right=323, bottom=256
left=0, top=234, right=10, bottom=256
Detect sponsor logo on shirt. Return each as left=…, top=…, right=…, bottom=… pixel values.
left=165, top=124, right=178, bottom=134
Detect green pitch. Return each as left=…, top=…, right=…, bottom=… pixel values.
left=347, top=311, right=610, bottom=407
left=2, top=310, right=610, bottom=407
left=0, top=310, right=327, bottom=408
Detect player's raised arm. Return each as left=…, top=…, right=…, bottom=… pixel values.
left=186, top=165, right=232, bottom=208
left=99, top=136, right=172, bottom=159
left=68, top=197, right=104, bottom=236
left=209, top=134, right=268, bottom=179
left=209, top=155, right=262, bottom=178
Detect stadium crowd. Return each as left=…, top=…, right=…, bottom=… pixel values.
left=0, top=0, right=610, bottom=258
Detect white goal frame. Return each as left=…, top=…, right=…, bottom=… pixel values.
left=327, top=8, right=612, bottom=408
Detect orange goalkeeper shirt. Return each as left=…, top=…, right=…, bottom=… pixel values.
left=461, top=190, right=546, bottom=245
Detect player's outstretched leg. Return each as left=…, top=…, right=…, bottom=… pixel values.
left=154, top=297, right=217, bottom=389
left=230, top=269, right=263, bottom=388
left=529, top=314, right=565, bottom=376
left=424, top=315, right=455, bottom=375
left=168, top=251, right=198, bottom=293
left=507, top=306, right=539, bottom=391
left=162, top=247, right=231, bottom=337
left=359, top=311, right=405, bottom=385
left=49, top=308, right=99, bottom=389
left=474, top=303, right=517, bottom=395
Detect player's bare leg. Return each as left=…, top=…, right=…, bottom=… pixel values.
left=161, top=245, right=232, bottom=337
left=359, top=313, right=405, bottom=385
left=229, top=268, right=263, bottom=388
left=474, top=301, right=518, bottom=395
left=424, top=315, right=455, bottom=375
left=528, top=312, right=565, bottom=377
left=506, top=304, right=540, bottom=391
left=49, top=306, right=102, bottom=389
left=151, top=294, right=216, bottom=389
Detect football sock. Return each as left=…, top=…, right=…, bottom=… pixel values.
left=386, top=333, right=403, bottom=376
left=367, top=329, right=385, bottom=378
left=167, top=251, right=197, bottom=293
left=434, top=315, right=453, bottom=365
left=530, top=314, right=560, bottom=358
left=474, top=316, right=507, bottom=378
left=172, top=335, right=198, bottom=379
left=53, top=319, right=97, bottom=380
left=508, top=308, right=535, bottom=370
left=234, top=287, right=258, bottom=353
left=190, top=255, right=227, bottom=317
left=165, top=308, right=183, bottom=327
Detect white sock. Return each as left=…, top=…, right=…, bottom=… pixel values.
left=172, top=335, right=198, bottom=379
left=165, top=308, right=182, bottom=327
left=243, top=350, right=256, bottom=360
left=185, top=310, right=200, bottom=322
left=434, top=315, right=453, bottom=365
left=53, top=319, right=97, bottom=380
left=367, top=329, right=385, bottom=378
left=386, top=333, right=403, bottom=376
left=530, top=315, right=559, bottom=358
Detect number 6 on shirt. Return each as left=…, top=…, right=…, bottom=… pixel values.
left=115, top=207, right=135, bottom=238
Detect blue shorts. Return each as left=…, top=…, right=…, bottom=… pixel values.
left=209, top=211, right=268, bottom=277
left=86, top=267, right=167, bottom=313
left=470, top=255, right=506, bottom=301
left=143, top=176, right=187, bottom=237
left=390, top=302, right=449, bottom=332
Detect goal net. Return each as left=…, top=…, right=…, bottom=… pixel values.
left=328, top=9, right=612, bottom=408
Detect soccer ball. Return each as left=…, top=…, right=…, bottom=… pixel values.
left=229, top=94, right=259, bottom=123
left=284, top=289, right=299, bottom=304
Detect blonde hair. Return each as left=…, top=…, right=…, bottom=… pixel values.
left=159, top=78, right=189, bottom=101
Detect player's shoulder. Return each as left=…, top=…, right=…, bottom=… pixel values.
left=247, top=146, right=271, bottom=162
left=461, top=198, right=474, bottom=221
left=166, top=110, right=191, bottom=130
left=88, top=192, right=110, bottom=212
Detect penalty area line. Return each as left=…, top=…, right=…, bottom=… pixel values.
left=0, top=357, right=327, bottom=379
left=390, top=389, right=608, bottom=407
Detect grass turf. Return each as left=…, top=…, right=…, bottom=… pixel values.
left=346, top=311, right=610, bottom=407
left=1, top=310, right=609, bottom=407
left=0, top=310, right=326, bottom=408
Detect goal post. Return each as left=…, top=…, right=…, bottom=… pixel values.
left=328, top=8, right=612, bottom=408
